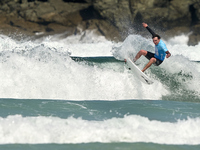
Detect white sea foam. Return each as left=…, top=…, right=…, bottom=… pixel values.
left=0, top=32, right=199, bottom=100
left=112, top=34, right=200, bottom=98
left=162, top=33, right=200, bottom=61
left=0, top=115, right=200, bottom=145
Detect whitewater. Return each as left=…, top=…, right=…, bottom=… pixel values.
left=1, top=114, right=200, bottom=145
left=0, top=30, right=199, bottom=101
left=0, top=30, right=200, bottom=149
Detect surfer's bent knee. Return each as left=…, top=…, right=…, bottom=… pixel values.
left=150, top=57, right=157, bottom=63
left=139, top=50, right=147, bottom=56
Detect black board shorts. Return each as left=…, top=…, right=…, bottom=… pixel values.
left=145, top=51, right=163, bottom=66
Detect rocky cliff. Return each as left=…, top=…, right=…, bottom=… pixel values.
left=0, top=0, right=200, bottom=45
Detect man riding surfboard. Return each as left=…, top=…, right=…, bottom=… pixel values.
left=134, top=23, right=171, bottom=72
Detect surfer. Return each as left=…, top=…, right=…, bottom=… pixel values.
left=133, top=23, right=171, bottom=72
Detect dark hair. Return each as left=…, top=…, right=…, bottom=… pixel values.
left=152, top=34, right=161, bottom=39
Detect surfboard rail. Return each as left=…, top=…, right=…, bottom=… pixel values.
left=126, top=58, right=154, bottom=85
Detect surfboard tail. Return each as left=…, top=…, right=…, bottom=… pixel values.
left=126, top=58, right=154, bottom=85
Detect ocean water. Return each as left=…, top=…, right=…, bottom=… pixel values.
left=0, top=30, right=200, bottom=149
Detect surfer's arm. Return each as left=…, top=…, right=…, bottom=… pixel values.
left=146, top=26, right=156, bottom=36
left=142, top=23, right=156, bottom=36
left=160, top=42, right=171, bottom=58
left=165, top=51, right=171, bottom=58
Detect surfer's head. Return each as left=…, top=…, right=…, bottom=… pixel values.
left=152, top=34, right=161, bottom=39
left=152, top=34, right=160, bottom=45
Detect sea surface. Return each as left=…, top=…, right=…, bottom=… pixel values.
left=0, top=30, right=200, bottom=149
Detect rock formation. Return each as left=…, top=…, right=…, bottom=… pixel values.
left=0, top=0, right=200, bottom=45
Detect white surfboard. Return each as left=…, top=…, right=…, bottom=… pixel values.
left=126, top=58, right=153, bottom=84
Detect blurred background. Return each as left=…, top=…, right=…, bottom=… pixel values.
left=0, top=0, right=200, bottom=45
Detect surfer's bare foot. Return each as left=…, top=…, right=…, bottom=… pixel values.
left=133, top=58, right=137, bottom=62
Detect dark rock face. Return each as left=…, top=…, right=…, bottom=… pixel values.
left=0, top=0, right=200, bottom=45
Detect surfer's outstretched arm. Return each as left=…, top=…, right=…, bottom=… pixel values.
left=142, top=23, right=156, bottom=37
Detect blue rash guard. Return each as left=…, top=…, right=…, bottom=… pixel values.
left=146, top=26, right=168, bottom=61
left=155, top=39, right=168, bottom=61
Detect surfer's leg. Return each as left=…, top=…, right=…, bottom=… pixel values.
left=142, top=57, right=156, bottom=72
left=134, top=50, right=147, bottom=62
